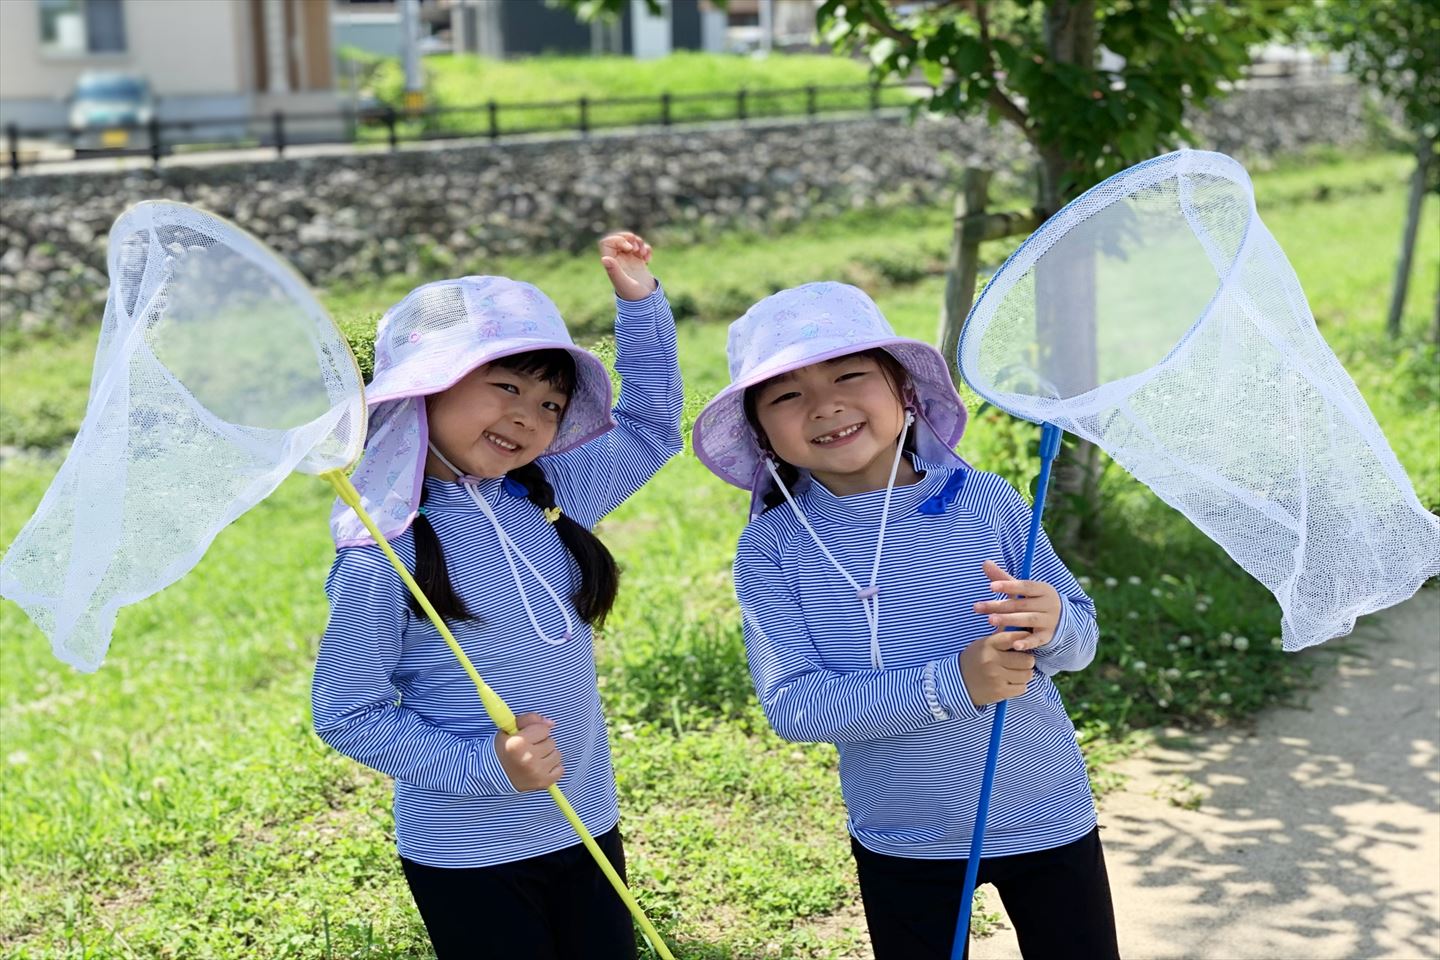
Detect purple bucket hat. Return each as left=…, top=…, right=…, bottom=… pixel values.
left=692, top=281, right=968, bottom=515
left=331, top=276, right=614, bottom=546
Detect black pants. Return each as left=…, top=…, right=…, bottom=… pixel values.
left=401, top=827, right=637, bottom=960
left=852, top=825, right=1120, bottom=960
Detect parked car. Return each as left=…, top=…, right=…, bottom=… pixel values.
left=67, top=72, right=155, bottom=153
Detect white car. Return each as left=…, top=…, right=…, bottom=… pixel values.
left=67, top=72, right=155, bottom=153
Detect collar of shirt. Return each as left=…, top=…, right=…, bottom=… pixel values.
left=796, top=455, right=960, bottom=524
left=416, top=474, right=516, bottom=514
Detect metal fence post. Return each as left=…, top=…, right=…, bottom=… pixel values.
left=6, top=124, right=19, bottom=174
left=661, top=92, right=671, bottom=127
left=273, top=110, right=286, bottom=158
left=385, top=105, right=398, bottom=151
left=737, top=89, right=747, bottom=123
left=149, top=115, right=162, bottom=166
left=579, top=96, right=589, bottom=136
left=487, top=100, right=499, bottom=140
left=806, top=85, right=817, bottom=117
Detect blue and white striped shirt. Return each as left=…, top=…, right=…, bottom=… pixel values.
left=312, top=285, right=683, bottom=868
left=735, top=460, right=1099, bottom=860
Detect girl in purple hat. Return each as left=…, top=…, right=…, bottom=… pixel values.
left=312, top=234, right=682, bottom=959
left=692, top=282, right=1118, bottom=959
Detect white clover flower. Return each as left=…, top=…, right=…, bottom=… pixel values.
left=1157, top=699, right=1168, bottom=708
left=1126, top=610, right=1139, bottom=620
left=1165, top=667, right=1181, bottom=679
left=1217, top=692, right=1232, bottom=704
left=1178, top=634, right=1193, bottom=647
left=1195, top=602, right=1210, bottom=613
left=1271, top=636, right=1284, bottom=650
left=1233, top=636, right=1249, bottom=651
left=1078, top=576, right=1092, bottom=589
left=1128, top=575, right=1142, bottom=585
left=1104, top=577, right=1118, bottom=588
left=1220, top=631, right=1233, bottom=642
left=1150, top=587, right=1163, bottom=597
left=1132, top=660, right=1147, bottom=672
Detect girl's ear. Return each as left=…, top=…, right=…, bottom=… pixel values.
left=901, top=381, right=920, bottom=412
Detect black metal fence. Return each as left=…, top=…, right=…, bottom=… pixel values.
left=4, top=80, right=915, bottom=175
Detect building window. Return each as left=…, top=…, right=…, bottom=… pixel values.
left=40, top=0, right=127, bottom=55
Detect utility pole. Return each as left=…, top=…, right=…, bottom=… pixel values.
left=400, top=0, right=425, bottom=114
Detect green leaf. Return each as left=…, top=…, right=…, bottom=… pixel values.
left=952, top=37, right=988, bottom=78
left=869, top=37, right=899, bottom=67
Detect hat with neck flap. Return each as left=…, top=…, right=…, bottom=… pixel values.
left=330, top=276, right=615, bottom=547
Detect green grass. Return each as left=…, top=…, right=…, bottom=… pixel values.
left=355, top=52, right=913, bottom=140
left=1, top=148, right=1437, bottom=956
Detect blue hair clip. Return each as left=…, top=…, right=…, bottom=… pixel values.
left=415, top=506, right=427, bottom=517
left=502, top=476, right=530, bottom=499
left=917, top=469, right=967, bottom=515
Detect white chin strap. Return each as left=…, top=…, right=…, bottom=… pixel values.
left=764, top=411, right=915, bottom=670
left=427, top=442, right=577, bottom=646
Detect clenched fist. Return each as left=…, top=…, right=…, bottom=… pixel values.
left=959, top=631, right=1037, bottom=707
left=495, top=712, right=565, bottom=791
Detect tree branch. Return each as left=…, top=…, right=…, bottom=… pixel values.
left=857, top=7, right=915, bottom=46
left=969, top=0, right=1030, bottom=131
left=987, top=87, right=1030, bottom=130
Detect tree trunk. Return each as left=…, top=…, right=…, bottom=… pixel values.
left=1038, top=0, right=1101, bottom=555
left=1432, top=280, right=1439, bottom=345
left=1388, top=134, right=1432, bottom=338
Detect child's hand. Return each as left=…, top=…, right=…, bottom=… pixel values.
left=599, top=231, right=655, bottom=301
left=959, top=631, right=1037, bottom=707
left=973, top=559, right=1061, bottom=652
left=494, top=712, right=564, bottom=791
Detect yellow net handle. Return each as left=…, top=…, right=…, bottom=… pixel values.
left=323, top=471, right=675, bottom=960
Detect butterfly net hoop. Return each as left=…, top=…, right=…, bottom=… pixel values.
left=0, top=201, right=365, bottom=671
left=958, top=150, right=1440, bottom=651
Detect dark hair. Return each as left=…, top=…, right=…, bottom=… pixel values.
left=742, top=347, right=915, bottom=512
left=409, top=349, right=620, bottom=626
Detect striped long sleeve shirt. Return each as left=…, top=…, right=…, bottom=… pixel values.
left=312, top=285, right=683, bottom=868
left=734, top=460, right=1099, bottom=860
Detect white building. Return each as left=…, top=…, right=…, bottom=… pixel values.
left=0, top=0, right=341, bottom=139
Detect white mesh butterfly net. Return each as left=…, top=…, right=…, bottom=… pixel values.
left=0, top=201, right=365, bottom=672
left=959, top=150, right=1440, bottom=651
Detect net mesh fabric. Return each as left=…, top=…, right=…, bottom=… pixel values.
left=0, top=201, right=364, bottom=671
left=376, top=282, right=473, bottom=377
left=959, top=150, right=1440, bottom=651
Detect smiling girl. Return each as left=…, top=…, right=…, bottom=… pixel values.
left=691, top=282, right=1118, bottom=960
left=312, top=234, right=682, bottom=958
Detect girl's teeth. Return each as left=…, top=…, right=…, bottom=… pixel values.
left=486, top=433, right=517, bottom=451
left=817, top=424, right=861, bottom=444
